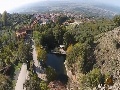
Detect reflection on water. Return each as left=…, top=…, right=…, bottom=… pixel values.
left=46, top=54, right=66, bottom=74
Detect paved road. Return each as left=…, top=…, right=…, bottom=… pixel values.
left=15, top=63, right=27, bottom=90
left=32, top=44, right=39, bottom=67
left=32, top=40, right=46, bottom=81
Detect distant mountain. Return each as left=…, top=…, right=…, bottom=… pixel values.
left=94, top=4, right=120, bottom=14
left=10, top=0, right=120, bottom=18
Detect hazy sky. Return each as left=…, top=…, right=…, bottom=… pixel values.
left=0, top=0, right=120, bottom=13
left=0, top=0, right=41, bottom=13
left=95, top=0, right=120, bottom=6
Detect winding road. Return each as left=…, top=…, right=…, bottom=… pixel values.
left=15, top=39, right=46, bottom=90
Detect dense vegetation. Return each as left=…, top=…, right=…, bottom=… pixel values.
left=0, top=11, right=33, bottom=89
left=65, top=18, right=119, bottom=89
left=32, top=13, right=118, bottom=89
left=0, top=10, right=120, bottom=90
left=33, top=23, right=66, bottom=49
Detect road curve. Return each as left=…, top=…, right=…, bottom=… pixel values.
left=15, top=63, right=27, bottom=90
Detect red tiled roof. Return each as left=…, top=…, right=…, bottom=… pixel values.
left=16, top=29, right=26, bottom=33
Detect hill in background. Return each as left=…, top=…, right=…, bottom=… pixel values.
left=10, top=0, right=120, bottom=18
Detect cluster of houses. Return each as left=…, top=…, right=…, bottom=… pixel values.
left=32, top=12, right=86, bottom=25
left=15, top=12, right=93, bottom=38
left=15, top=13, right=66, bottom=38
left=33, top=13, right=63, bottom=25
left=15, top=13, right=63, bottom=38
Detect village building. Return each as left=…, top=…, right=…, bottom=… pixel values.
left=60, top=45, right=65, bottom=49
left=16, top=26, right=33, bottom=38
left=16, top=29, right=27, bottom=38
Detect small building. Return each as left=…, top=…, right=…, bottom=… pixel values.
left=59, top=45, right=66, bottom=54
left=16, top=27, right=32, bottom=38
left=60, top=45, right=65, bottom=49
left=16, top=29, right=27, bottom=38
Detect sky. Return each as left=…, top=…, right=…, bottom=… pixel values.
left=0, top=0, right=41, bottom=13
left=95, top=0, right=120, bottom=6
left=0, top=0, right=120, bottom=13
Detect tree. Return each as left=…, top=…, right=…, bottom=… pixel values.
left=17, top=41, right=32, bottom=64
left=17, top=42, right=28, bottom=63
left=113, top=15, right=120, bottom=26
left=37, top=46, right=47, bottom=62
left=24, top=72, right=49, bottom=90
left=66, top=43, right=86, bottom=73
left=2, top=11, right=7, bottom=26
left=63, top=32, right=75, bottom=46
left=46, top=66, right=57, bottom=83
left=41, top=29, right=56, bottom=49
left=66, top=45, right=73, bottom=54
left=24, top=74, right=41, bottom=90
left=81, top=68, right=102, bottom=89
left=56, top=15, right=68, bottom=25
left=33, top=31, right=42, bottom=46
left=53, top=24, right=66, bottom=45
left=40, top=81, right=48, bottom=90
left=0, top=74, right=12, bottom=90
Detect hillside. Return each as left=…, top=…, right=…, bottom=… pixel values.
left=95, top=27, right=120, bottom=89
left=10, top=1, right=119, bottom=18
left=64, top=23, right=120, bottom=90
left=1, top=7, right=120, bottom=89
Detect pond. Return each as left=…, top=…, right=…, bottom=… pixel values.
left=46, top=54, right=66, bottom=75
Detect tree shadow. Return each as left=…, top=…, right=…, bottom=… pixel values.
left=56, top=74, right=69, bottom=85
left=36, top=66, right=40, bottom=73
left=31, top=40, right=34, bottom=46
left=34, top=65, right=45, bottom=74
